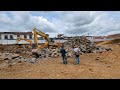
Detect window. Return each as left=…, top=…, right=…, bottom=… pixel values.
left=24, top=35, right=27, bottom=39
left=29, top=35, right=32, bottom=39
left=4, top=35, right=8, bottom=39
left=10, top=35, right=13, bottom=39
left=17, top=34, right=20, bottom=37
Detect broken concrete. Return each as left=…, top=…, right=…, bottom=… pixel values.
left=31, top=36, right=112, bottom=59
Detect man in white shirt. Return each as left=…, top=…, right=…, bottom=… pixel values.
left=73, top=46, right=80, bottom=64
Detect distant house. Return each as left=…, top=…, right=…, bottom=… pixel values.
left=0, top=32, right=33, bottom=40
left=85, top=36, right=94, bottom=40
left=57, top=34, right=64, bottom=38
left=0, top=32, right=34, bottom=44
left=0, top=32, right=17, bottom=40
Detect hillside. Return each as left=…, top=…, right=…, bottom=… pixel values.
left=96, top=39, right=120, bottom=45
left=106, top=33, right=120, bottom=39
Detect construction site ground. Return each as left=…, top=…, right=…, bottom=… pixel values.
left=0, top=42, right=120, bottom=79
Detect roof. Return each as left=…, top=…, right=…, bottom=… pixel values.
left=16, top=32, right=33, bottom=35
left=58, top=34, right=64, bottom=35
left=0, top=32, right=33, bottom=35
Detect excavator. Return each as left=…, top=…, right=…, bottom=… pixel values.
left=16, top=37, right=33, bottom=44
left=32, top=28, right=63, bottom=57
left=16, top=37, right=33, bottom=53
left=32, top=27, right=62, bottom=49
left=33, top=28, right=50, bottom=49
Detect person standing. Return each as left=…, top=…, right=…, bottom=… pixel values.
left=60, top=46, right=67, bottom=64
left=74, top=46, right=80, bottom=64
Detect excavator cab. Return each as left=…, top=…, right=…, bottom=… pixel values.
left=50, top=38, right=55, bottom=43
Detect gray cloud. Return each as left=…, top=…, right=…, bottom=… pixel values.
left=0, top=11, right=56, bottom=33
left=0, top=11, right=120, bottom=37
left=55, top=11, right=120, bottom=36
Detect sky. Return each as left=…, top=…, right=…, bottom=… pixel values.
left=0, top=11, right=120, bottom=37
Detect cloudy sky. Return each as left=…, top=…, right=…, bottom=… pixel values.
left=0, top=11, right=120, bottom=37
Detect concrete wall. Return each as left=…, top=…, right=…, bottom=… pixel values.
left=90, top=38, right=114, bottom=42
left=54, top=40, right=67, bottom=43
left=0, top=39, right=68, bottom=45
left=86, top=37, right=94, bottom=40
left=0, top=40, right=45, bottom=45
left=0, top=38, right=115, bottom=45
left=0, top=34, right=114, bottom=45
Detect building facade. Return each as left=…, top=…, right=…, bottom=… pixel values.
left=0, top=32, right=68, bottom=45
left=0, top=32, right=36, bottom=44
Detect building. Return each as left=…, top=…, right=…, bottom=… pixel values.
left=0, top=32, right=34, bottom=44
left=0, top=32, right=68, bottom=45
left=57, top=34, right=64, bottom=38
left=0, top=32, right=33, bottom=40
left=85, top=36, right=94, bottom=40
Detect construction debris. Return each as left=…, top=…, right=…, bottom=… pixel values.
left=0, top=36, right=112, bottom=61
left=0, top=53, right=19, bottom=60
left=31, top=36, right=112, bottom=58
left=0, top=52, right=38, bottom=67
left=63, top=36, right=112, bottom=55
left=0, top=44, right=32, bottom=53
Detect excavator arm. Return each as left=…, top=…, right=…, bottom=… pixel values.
left=32, top=27, right=63, bottom=57
left=16, top=37, right=21, bottom=44
left=16, top=37, right=33, bottom=44
left=24, top=38, right=33, bottom=44
left=33, top=28, right=50, bottom=48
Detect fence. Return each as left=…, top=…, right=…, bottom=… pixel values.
left=0, top=39, right=68, bottom=45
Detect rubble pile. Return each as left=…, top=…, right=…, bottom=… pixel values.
left=0, top=53, right=37, bottom=66
left=0, top=53, right=19, bottom=60
left=63, top=36, right=112, bottom=54
left=0, top=36, right=112, bottom=60
left=2, top=45, right=32, bottom=53
left=32, top=48, right=61, bottom=58
left=32, top=36, right=112, bottom=58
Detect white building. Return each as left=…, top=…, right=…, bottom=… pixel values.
left=0, top=32, right=67, bottom=45
left=0, top=32, right=34, bottom=44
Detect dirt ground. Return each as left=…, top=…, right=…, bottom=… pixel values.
left=0, top=42, right=120, bottom=79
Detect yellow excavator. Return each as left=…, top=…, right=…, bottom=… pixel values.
left=32, top=28, right=63, bottom=57
left=33, top=28, right=63, bottom=49
left=33, top=28, right=50, bottom=49
left=16, top=37, right=33, bottom=53
left=16, top=37, right=33, bottom=44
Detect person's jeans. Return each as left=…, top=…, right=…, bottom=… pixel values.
left=75, top=56, right=80, bottom=64
left=62, top=56, right=67, bottom=64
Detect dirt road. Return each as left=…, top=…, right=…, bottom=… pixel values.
left=0, top=43, right=120, bottom=79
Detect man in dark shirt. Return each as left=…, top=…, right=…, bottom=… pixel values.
left=60, top=46, right=67, bottom=64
